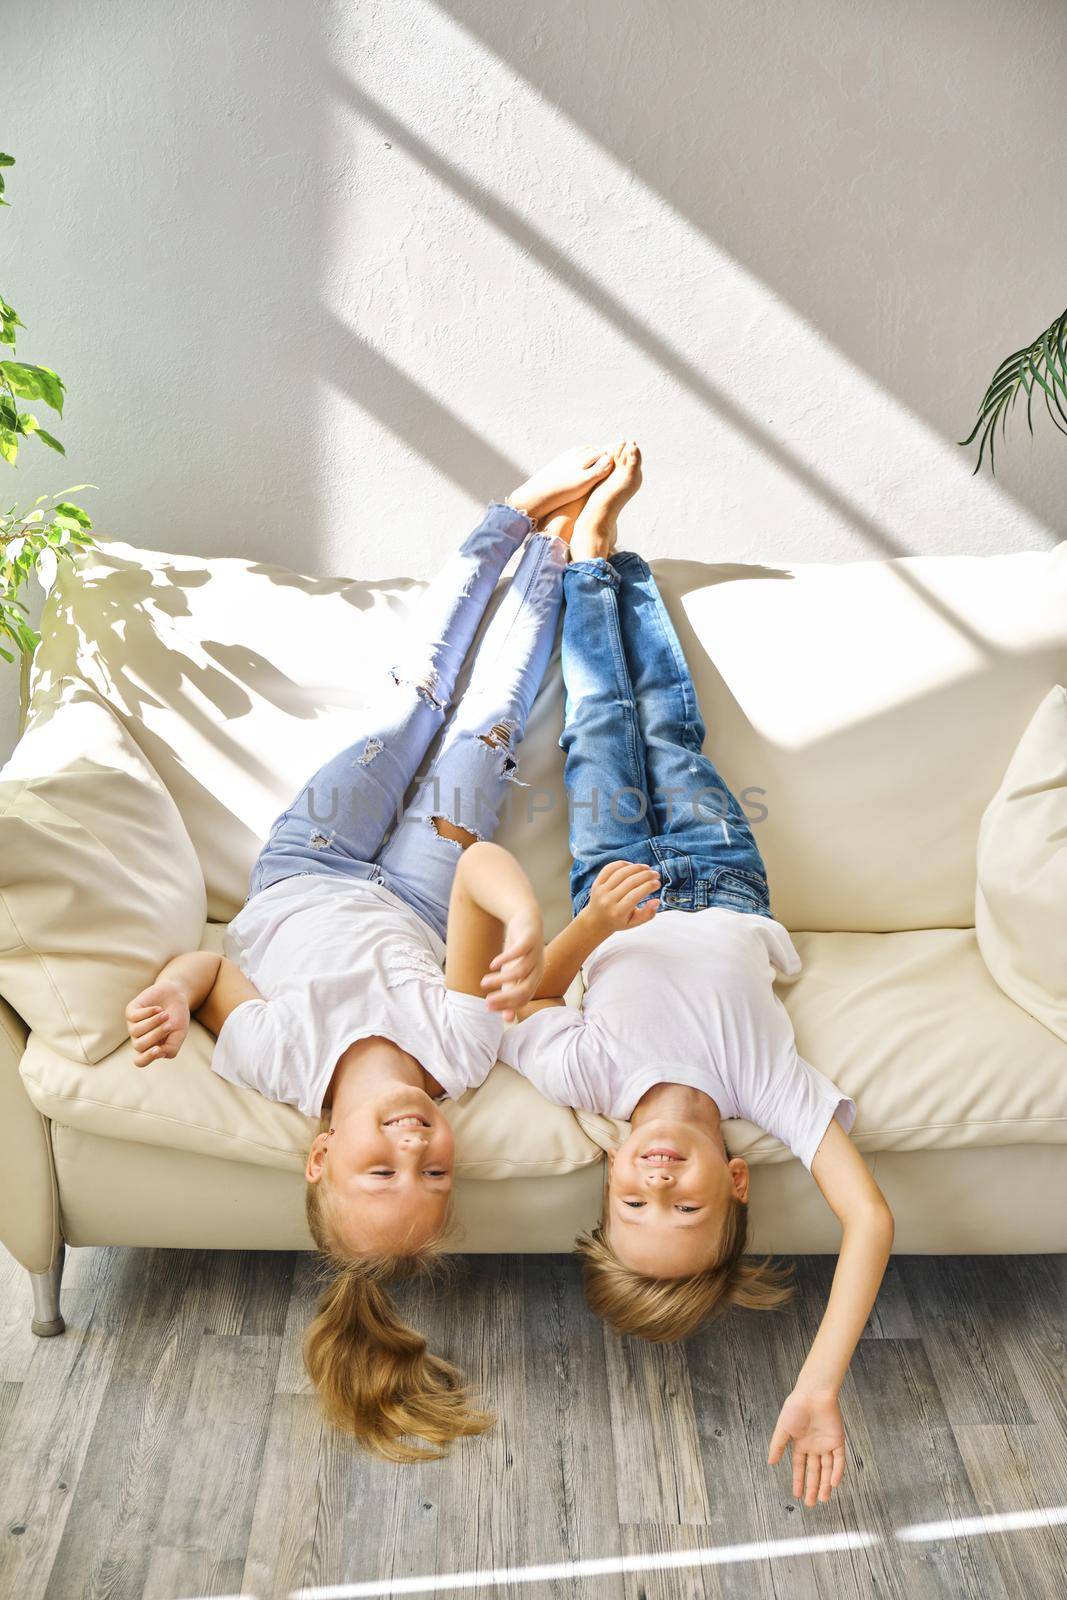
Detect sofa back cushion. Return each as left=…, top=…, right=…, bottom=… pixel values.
left=32, top=534, right=1067, bottom=932
left=0, top=678, right=207, bottom=1062
left=976, top=684, right=1067, bottom=1043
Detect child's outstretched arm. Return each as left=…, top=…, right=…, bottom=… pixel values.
left=521, top=861, right=661, bottom=1009
left=767, top=1121, right=893, bottom=1507
left=126, top=952, right=262, bottom=1065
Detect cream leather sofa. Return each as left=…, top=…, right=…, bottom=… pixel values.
left=3, top=530, right=1067, bottom=1337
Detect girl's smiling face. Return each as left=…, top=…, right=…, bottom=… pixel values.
left=307, top=1083, right=455, bottom=1256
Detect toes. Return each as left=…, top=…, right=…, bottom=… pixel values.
left=619, top=439, right=641, bottom=477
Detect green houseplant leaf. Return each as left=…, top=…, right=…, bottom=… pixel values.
left=0, top=360, right=65, bottom=415
left=961, top=305, right=1067, bottom=473
left=0, top=152, right=95, bottom=695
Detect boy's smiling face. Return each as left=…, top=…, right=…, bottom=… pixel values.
left=605, top=1117, right=750, bottom=1279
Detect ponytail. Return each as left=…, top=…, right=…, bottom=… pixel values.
left=302, top=1256, right=493, bottom=1461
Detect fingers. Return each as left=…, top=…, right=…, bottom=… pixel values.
left=628, top=899, right=660, bottom=927
left=481, top=958, right=536, bottom=992
left=133, top=1042, right=167, bottom=1068
left=485, top=982, right=537, bottom=1015
left=618, top=865, right=660, bottom=890
left=803, top=1452, right=821, bottom=1508
left=831, top=1446, right=846, bottom=1489
left=484, top=950, right=532, bottom=980
left=481, top=942, right=542, bottom=1013
left=484, top=983, right=532, bottom=1013
left=481, top=940, right=538, bottom=984
left=767, top=1425, right=789, bottom=1466
left=595, top=860, right=637, bottom=889
left=481, top=961, right=536, bottom=995
left=126, top=1002, right=163, bottom=1026
left=487, top=979, right=536, bottom=1020
left=602, top=860, right=657, bottom=887
left=792, top=1448, right=806, bottom=1500
left=594, top=862, right=661, bottom=909
left=618, top=879, right=658, bottom=915
left=818, top=1452, right=834, bottom=1503
left=129, top=1020, right=172, bottom=1051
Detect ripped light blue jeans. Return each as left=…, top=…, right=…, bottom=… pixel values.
left=247, top=503, right=567, bottom=941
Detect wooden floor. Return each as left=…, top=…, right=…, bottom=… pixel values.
left=0, top=1247, right=1064, bottom=1600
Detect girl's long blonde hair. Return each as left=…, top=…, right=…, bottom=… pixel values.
left=575, top=1197, right=793, bottom=1342
left=303, top=1119, right=493, bottom=1461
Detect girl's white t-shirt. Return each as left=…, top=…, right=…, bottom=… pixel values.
left=211, top=874, right=504, bottom=1117
left=497, top=907, right=855, bottom=1171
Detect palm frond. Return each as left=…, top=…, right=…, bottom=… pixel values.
left=961, top=305, right=1067, bottom=472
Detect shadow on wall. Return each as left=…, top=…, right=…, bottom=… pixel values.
left=326, top=70, right=925, bottom=562
left=313, top=307, right=527, bottom=507
left=432, top=0, right=1067, bottom=537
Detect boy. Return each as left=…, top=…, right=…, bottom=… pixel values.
left=490, top=442, right=894, bottom=1507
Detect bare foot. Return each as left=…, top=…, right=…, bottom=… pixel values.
left=570, top=439, right=642, bottom=560
left=507, top=446, right=615, bottom=523
left=538, top=491, right=590, bottom=549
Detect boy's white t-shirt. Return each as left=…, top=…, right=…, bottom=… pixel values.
left=211, top=874, right=504, bottom=1118
left=497, top=907, right=855, bottom=1171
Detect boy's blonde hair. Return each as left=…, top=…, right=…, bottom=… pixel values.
left=303, top=1119, right=493, bottom=1460
left=576, top=1196, right=792, bottom=1342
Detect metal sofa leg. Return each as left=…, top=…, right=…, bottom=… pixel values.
left=29, top=1242, right=66, bottom=1336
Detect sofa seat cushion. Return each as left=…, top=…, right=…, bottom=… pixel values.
left=23, top=922, right=1067, bottom=1178
left=18, top=924, right=603, bottom=1179
left=575, top=926, right=1067, bottom=1162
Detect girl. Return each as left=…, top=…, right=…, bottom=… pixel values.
left=495, top=442, right=895, bottom=1508
left=124, top=445, right=616, bottom=1461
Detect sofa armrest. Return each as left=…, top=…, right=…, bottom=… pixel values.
left=0, top=993, right=63, bottom=1273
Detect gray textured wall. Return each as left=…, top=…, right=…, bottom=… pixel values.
left=3, top=0, right=1066, bottom=760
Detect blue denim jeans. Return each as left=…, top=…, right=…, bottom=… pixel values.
left=560, top=551, right=772, bottom=918
left=248, top=503, right=567, bottom=940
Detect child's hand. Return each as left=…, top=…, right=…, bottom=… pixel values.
left=584, top=861, right=661, bottom=935
left=767, top=1389, right=846, bottom=1506
left=125, top=979, right=191, bottom=1067
left=481, top=907, right=545, bottom=1021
